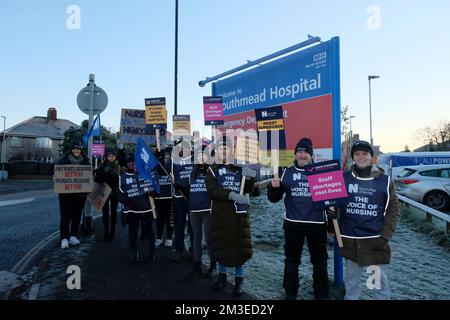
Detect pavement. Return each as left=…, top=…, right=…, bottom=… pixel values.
left=1, top=179, right=256, bottom=301
left=21, top=218, right=256, bottom=300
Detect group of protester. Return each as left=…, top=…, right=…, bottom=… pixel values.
left=57, top=135, right=400, bottom=300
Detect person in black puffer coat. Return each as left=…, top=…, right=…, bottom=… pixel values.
left=58, top=140, right=91, bottom=249
left=94, top=149, right=120, bottom=239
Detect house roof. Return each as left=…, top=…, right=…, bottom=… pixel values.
left=1, top=116, right=80, bottom=140
left=414, top=140, right=450, bottom=152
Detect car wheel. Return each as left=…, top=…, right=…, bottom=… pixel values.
left=424, top=191, right=450, bottom=211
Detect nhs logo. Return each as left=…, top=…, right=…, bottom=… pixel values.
left=348, top=183, right=359, bottom=194
left=218, top=168, right=227, bottom=176
left=293, top=173, right=302, bottom=181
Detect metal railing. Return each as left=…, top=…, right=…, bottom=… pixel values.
left=397, top=194, right=450, bottom=234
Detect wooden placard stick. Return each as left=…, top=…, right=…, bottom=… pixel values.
left=149, top=195, right=157, bottom=219
left=156, top=129, right=161, bottom=152
left=328, top=207, right=343, bottom=248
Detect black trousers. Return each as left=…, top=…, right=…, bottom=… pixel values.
left=127, top=213, right=155, bottom=254
left=155, top=199, right=173, bottom=240
left=283, top=221, right=329, bottom=298
left=173, top=197, right=193, bottom=253
left=59, top=194, right=86, bottom=240
left=102, top=195, right=118, bottom=236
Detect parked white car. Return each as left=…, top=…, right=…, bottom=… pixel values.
left=394, top=164, right=450, bottom=211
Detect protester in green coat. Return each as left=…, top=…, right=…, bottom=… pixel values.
left=206, top=139, right=256, bottom=297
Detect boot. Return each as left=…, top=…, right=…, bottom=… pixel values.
left=204, top=259, right=217, bottom=279
left=188, top=261, right=203, bottom=278
left=284, top=291, right=297, bottom=300
left=212, top=273, right=227, bottom=292
left=131, top=250, right=140, bottom=263
left=233, top=276, right=243, bottom=297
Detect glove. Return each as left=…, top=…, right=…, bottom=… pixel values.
left=375, top=237, right=388, bottom=247
left=325, top=208, right=338, bottom=220
left=242, top=167, right=257, bottom=178
left=228, top=191, right=250, bottom=205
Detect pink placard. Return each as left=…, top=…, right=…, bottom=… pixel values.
left=92, top=142, right=105, bottom=157
left=203, top=103, right=224, bottom=123
left=307, top=170, right=348, bottom=202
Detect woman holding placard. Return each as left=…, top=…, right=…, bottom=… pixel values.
left=338, top=140, right=400, bottom=300
left=57, top=140, right=91, bottom=249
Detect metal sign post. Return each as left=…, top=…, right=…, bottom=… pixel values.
left=77, top=74, right=108, bottom=235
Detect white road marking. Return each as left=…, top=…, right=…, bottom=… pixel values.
left=0, top=198, right=35, bottom=207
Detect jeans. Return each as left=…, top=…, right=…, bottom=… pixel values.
left=344, top=259, right=391, bottom=300
left=218, top=262, right=244, bottom=278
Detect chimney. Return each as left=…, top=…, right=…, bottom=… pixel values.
left=47, top=107, right=57, bottom=121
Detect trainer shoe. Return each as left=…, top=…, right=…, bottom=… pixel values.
left=69, top=236, right=80, bottom=246
left=155, top=239, right=163, bottom=247
left=61, top=239, right=69, bottom=249
left=164, top=239, right=173, bottom=247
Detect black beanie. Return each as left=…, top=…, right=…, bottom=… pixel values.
left=105, top=149, right=116, bottom=156
left=351, top=140, right=373, bottom=159
left=70, top=140, right=83, bottom=150
left=295, top=137, right=313, bottom=156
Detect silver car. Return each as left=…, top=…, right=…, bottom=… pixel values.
left=394, top=164, right=450, bottom=211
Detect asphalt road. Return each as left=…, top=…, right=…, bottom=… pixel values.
left=0, top=188, right=60, bottom=271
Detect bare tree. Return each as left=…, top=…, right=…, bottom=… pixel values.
left=415, top=121, right=450, bottom=151
left=341, top=105, right=350, bottom=137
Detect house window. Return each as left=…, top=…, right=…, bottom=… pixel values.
left=36, top=137, right=52, bottom=149
left=10, top=137, right=24, bottom=148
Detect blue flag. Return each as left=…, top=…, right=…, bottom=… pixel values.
left=135, top=137, right=160, bottom=193
left=83, top=114, right=101, bottom=145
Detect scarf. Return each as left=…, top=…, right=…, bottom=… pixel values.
left=68, top=154, right=84, bottom=165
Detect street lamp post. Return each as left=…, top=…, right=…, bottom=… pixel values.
left=174, top=0, right=179, bottom=116
left=1, top=116, right=6, bottom=181
left=349, top=115, right=355, bottom=137
left=368, top=75, right=380, bottom=146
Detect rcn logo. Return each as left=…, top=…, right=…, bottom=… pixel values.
left=126, top=178, right=133, bottom=184
left=261, top=111, right=268, bottom=118
left=293, top=173, right=302, bottom=181
left=218, top=168, right=227, bottom=176
left=348, top=183, right=359, bottom=193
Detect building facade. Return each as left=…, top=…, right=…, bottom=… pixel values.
left=0, top=108, right=79, bottom=163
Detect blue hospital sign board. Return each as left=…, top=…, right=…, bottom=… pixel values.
left=212, top=37, right=341, bottom=166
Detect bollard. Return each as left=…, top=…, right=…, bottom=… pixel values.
left=426, top=212, right=433, bottom=223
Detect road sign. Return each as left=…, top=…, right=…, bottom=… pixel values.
left=77, top=84, right=108, bottom=115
